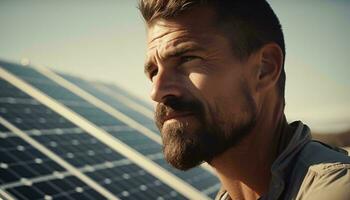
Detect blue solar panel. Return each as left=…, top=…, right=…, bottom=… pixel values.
left=60, top=74, right=155, bottom=129
left=0, top=123, right=107, bottom=200
left=61, top=74, right=157, bottom=132
left=0, top=75, right=187, bottom=200
left=0, top=129, right=63, bottom=183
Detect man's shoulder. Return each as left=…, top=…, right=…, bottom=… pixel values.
left=296, top=162, right=350, bottom=199
left=294, top=141, right=350, bottom=199
left=297, top=140, right=350, bottom=166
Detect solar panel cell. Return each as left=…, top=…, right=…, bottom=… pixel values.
left=0, top=135, right=64, bottom=184
left=6, top=176, right=107, bottom=200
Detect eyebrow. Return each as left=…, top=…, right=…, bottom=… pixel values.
left=144, top=43, right=203, bottom=75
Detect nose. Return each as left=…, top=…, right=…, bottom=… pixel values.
left=150, top=68, right=182, bottom=103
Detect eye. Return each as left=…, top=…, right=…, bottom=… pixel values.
left=180, top=56, right=200, bottom=64
left=149, top=68, right=158, bottom=81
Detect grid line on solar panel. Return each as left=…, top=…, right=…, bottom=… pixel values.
left=0, top=126, right=133, bottom=139
left=6, top=176, right=107, bottom=200
left=0, top=152, right=167, bottom=192
left=0, top=74, right=191, bottom=199
left=0, top=188, right=16, bottom=200
left=1, top=171, right=71, bottom=191
left=0, top=128, right=65, bottom=185
left=1, top=153, right=159, bottom=191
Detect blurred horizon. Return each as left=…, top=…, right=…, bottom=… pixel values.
left=0, top=0, right=349, bottom=133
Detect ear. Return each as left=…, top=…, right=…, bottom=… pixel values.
left=256, top=43, right=283, bottom=93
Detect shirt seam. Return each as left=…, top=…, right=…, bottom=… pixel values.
left=308, top=163, right=350, bottom=176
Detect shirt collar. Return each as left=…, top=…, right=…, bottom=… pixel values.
left=262, top=121, right=312, bottom=200
left=216, top=121, right=312, bottom=200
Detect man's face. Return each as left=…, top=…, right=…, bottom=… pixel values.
left=145, top=7, right=258, bottom=170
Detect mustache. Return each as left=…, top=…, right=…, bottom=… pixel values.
left=155, top=96, right=204, bottom=127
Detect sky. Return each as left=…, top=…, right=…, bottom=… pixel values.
left=0, top=0, right=349, bottom=133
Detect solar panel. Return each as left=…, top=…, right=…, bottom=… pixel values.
left=0, top=60, right=221, bottom=199
left=0, top=125, right=63, bottom=184
left=0, top=76, right=187, bottom=199
left=0, top=123, right=107, bottom=200
left=61, top=75, right=158, bottom=132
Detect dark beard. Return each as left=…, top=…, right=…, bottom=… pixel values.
left=155, top=92, right=257, bottom=171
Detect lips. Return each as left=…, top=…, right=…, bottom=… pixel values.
left=163, top=111, right=194, bottom=123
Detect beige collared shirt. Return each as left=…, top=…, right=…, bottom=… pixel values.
left=216, top=121, right=350, bottom=200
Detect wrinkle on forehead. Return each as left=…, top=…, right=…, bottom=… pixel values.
left=145, top=32, right=213, bottom=71
left=147, top=22, right=218, bottom=58
left=146, top=5, right=218, bottom=46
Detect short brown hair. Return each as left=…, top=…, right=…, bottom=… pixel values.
left=139, top=0, right=286, bottom=98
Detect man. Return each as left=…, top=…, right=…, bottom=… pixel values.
left=139, top=0, right=350, bottom=199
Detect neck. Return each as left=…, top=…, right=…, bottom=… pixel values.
left=210, top=100, right=290, bottom=200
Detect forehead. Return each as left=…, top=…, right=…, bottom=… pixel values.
left=146, top=6, right=219, bottom=50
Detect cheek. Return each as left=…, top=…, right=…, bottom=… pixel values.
left=188, top=72, right=245, bottom=119
left=188, top=73, right=218, bottom=108
left=189, top=71, right=242, bottom=101
left=188, top=73, right=209, bottom=90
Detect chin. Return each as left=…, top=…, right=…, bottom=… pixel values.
left=161, top=119, right=212, bottom=170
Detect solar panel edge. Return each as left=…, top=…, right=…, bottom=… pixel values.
left=0, top=188, right=16, bottom=200
left=0, top=66, right=211, bottom=200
